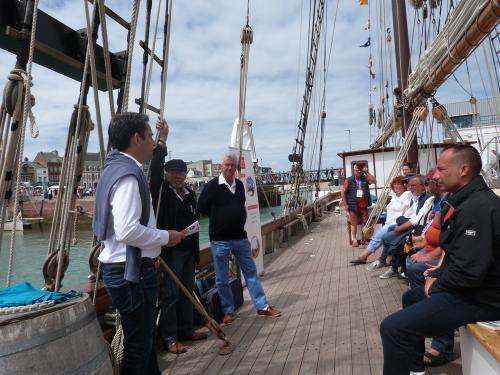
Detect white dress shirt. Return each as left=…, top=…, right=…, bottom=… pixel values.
left=219, top=174, right=236, bottom=194
left=98, top=153, right=169, bottom=263
left=403, top=194, right=435, bottom=226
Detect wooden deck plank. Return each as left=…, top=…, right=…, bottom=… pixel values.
left=159, top=211, right=464, bottom=375
left=316, top=214, right=342, bottom=375
left=246, top=235, right=324, bottom=375
left=264, top=223, right=328, bottom=375
left=282, top=225, right=331, bottom=375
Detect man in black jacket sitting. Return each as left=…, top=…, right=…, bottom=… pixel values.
left=380, top=144, right=500, bottom=375
left=151, top=118, right=207, bottom=355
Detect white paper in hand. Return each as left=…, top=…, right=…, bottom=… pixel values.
left=184, top=221, right=199, bottom=236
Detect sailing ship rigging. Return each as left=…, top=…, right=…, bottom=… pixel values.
left=0, top=0, right=498, bottom=373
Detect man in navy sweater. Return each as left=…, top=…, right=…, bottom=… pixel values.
left=198, top=152, right=281, bottom=324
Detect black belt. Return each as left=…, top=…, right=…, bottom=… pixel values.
left=106, top=258, right=156, bottom=270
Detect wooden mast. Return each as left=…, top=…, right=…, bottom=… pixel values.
left=391, top=0, right=418, bottom=166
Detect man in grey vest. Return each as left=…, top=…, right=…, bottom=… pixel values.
left=93, top=112, right=185, bottom=375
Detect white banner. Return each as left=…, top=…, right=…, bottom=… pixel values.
left=229, top=147, right=264, bottom=275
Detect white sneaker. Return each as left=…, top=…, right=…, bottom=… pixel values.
left=366, top=260, right=381, bottom=271
left=409, top=371, right=425, bottom=375
left=379, top=268, right=398, bottom=279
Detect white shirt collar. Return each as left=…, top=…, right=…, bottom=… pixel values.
left=169, top=184, right=189, bottom=201
left=219, top=174, right=236, bottom=193
left=120, top=151, right=142, bottom=167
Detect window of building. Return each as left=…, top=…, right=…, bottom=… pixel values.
left=450, top=114, right=473, bottom=129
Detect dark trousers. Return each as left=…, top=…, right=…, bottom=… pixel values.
left=380, top=227, right=410, bottom=270
left=380, top=286, right=500, bottom=375
left=102, top=263, right=160, bottom=375
left=406, top=258, right=454, bottom=354
left=158, top=248, right=196, bottom=345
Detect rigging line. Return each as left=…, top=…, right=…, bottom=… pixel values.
left=139, top=0, right=153, bottom=114
left=294, top=0, right=305, bottom=128
left=84, top=0, right=106, bottom=168
left=121, top=0, right=141, bottom=112
left=474, top=51, right=500, bottom=138
left=159, top=0, right=173, bottom=120
left=53, top=0, right=100, bottom=291
left=482, top=42, right=500, bottom=100
left=465, top=59, right=474, bottom=98
left=450, top=72, right=473, bottom=97
left=410, top=8, right=418, bottom=68
left=5, top=0, right=41, bottom=287
left=437, top=0, right=444, bottom=32
left=97, top=0, right=115, bottom=117
left=143, top=0, right=164, bottom=115
left=488, top=33, right=500, bottom=92
left=246, top=0, right=250, bottom=26
left=323, top=0, right=340, bottom=80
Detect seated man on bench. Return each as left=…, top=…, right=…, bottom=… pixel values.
left=380, top=144, right=500, bottom=375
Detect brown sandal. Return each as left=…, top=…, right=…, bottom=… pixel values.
left=167, top=342, right=187, bottom=354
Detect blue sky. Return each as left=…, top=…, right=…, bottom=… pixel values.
left=0, top=0, right=494, bottom=171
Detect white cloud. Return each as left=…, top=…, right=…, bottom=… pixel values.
left=0, top=0, right=494, bottom=171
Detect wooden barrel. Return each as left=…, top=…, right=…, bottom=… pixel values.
left=0, top=294, right=113, bottom=375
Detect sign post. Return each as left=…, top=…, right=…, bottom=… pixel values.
left=229, top=147, right=264, bottom=275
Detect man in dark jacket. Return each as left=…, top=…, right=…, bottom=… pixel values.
left=197, top=152, right=281, bottom=325
left=150, top=119, right=207, bottom=355
left=380, top=144, right=500, bottom=375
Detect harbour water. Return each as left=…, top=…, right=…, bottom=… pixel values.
left=0, top=206, right=282, bottom=289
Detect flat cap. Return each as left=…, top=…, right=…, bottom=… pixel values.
left=164, top=159, right=187, bottom=172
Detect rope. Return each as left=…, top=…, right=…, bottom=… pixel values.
left=159, top=0, right=173, bottom=119
left=52, top=0, right=100, bottom=291
left=236, top=22, right=253, bottom=169
left=111, top=312, right=124, bottom=371
left=406, top=0, right=490, bottom=100
left=121, top=0, right=141, bottom=112
left=4, top=0, right=40, bottom=286
left=362, top=106, right=428, bottom=239
left=142, top=0, right=163, bottom=115
left=97, top=0, right=115, bottom=117
left=84, top=0, right=106, bottom=166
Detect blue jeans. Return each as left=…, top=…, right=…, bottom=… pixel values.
left=406, top=256, right=439, bottom=289
left=367, top=224, right=395, bottom=253
left=158, top=248, right=196, bottom=345
left=406, top=257, right=453, bottom=354
left=211, top=239, right=268, bottom=314
left=380, top=286, right=500, bottom=374
left=103, top=263, right=160, bottom=375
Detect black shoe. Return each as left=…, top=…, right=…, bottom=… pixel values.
left=349, top=258, right=367, bottom=265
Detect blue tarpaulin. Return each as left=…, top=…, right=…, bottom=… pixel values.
left=0, top=282, right=81, bottom=308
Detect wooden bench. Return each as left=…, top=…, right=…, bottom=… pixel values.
left=460, top=323, right=500, bottom=375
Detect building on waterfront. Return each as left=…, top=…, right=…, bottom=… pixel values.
left=186, top=160, right=221, bottom=177
left=81, top=152, right=102, bottom=190
left=33, top=150, right=63, bottom=186
left=20, top=158, right=49, bottom=187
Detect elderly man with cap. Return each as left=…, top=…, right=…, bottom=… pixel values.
left=150, top=118, right=207, bottom=355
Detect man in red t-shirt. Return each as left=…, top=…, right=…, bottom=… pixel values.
left=341, top=162, right=375, bottom=246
